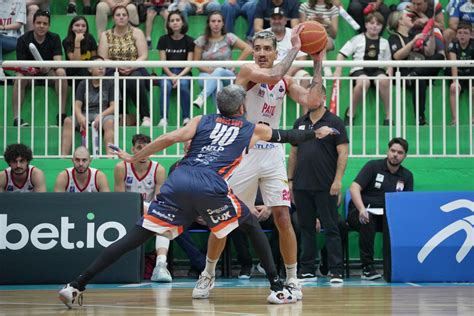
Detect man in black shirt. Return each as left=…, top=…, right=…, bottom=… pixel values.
left=254, top=0, right=300, bottom=33
left=288, top=89, right=349, bottom=283
left=12, top=10, right=68, bottom=127
left=347, top=137, right=413, bottom=280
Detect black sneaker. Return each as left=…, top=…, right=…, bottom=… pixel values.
left=238, top=265, right=252, bottom=279
left=383, top=118, right=390, bottom=126
left=329, top=273, right=344, bottom=284
left=13, top=118, right=29, bottom=127
left=297, top=272, right=318, bottom=282
left=67, top=3, right=77, bottom=15
left=361, top=265, right=382, bottom=280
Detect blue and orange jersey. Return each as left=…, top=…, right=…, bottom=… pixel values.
left=180, top=114, right=255, bottom=179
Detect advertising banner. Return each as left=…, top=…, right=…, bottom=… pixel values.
left=385, top=192, right=474, bottom=282
left=0, top=193, right=143, bottom=284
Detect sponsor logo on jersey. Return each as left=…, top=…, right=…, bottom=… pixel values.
left=126, top=176, right=133, bottom=184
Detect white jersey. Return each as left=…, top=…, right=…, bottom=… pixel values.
left=123, top=161, right=159, bottom=203
left=3, top=165, right=35, bottom=192
left=245, top=80, right=288, bottom=149
left=65, top=167, right=99, bottom=192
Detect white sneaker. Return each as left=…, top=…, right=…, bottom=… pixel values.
left=267, top=288, right=297, bottom=304
left=192, top=271, right=215, bottom=299
left=141, top=117, right=151, bottom=127
left=0, top=68, right=5, bottom=82
left=157, top=118, right=167, bottom=127
left=58, top=283, right=83, bottom=309
left=324, top=66, right=333, bottom=77
left=193, top=95, right=204, bottom=109
left=286, top=278, right=303, bottom=301
left=183, top=117, right=190, bottom=126
left=151, top=262, right=172, bottom=282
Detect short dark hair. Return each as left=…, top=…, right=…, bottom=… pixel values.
left=388, top=137, right=409, bottom=153
left=365, top=11, right=384, bottom=25
left=166, top=10, right=188, bottom=35
left=457, top=20, right=472, bottom=31
left=4, top=144, right=33, bottom=164
left=33, top=10, right=50, bottom=23
left=132, top=134, right=151, bottom=145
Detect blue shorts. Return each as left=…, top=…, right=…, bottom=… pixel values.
left=139, top=165, right=251, bottom=239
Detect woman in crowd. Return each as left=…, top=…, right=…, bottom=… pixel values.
left=299, top=0, right=339, bottom=51
left=96, top=0, right=139, bottom=37
left=388, top=9, right=445, bottom=126
left=62, top=16, right=97, bottom=82
left=157, top=10, right=195, bottom=127
left=1, top=0, right=27, bottom=81
left=192, top=11, right=251, bottom=109
left=98, top=5, right=151, bottom=127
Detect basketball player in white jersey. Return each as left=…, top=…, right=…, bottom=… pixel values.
left=203, top=26, right=326, bottom=300
left=0, top=143, right=46, bottom=192
left=113, top=134, right=169, bottom=282
left=54, top=146, right=110, bottom=192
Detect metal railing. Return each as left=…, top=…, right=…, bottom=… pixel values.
left=1, top=60, right=473, bottom=158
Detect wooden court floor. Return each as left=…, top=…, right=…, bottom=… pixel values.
left=1, top=283, right=473, bottom=315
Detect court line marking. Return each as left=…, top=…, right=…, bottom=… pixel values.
left=0, top=301, right=262, bottom=315
left=406, top=283, right=421, bottom=287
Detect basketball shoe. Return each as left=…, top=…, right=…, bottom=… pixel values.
left=58, top=283, right=84, bottom=309
left=286, top=278, right=303, bottom=300
left=151, top=261, right=172, bottom=282
left=192, top=271, right=215, bottom=299
left=267, top=288, right=297, bottom=304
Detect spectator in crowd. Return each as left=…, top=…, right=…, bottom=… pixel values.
left=299, top=0, right=339, bottom=52
left=447, top=21, right=474, bottom=125
left=407, top=0, right=445, bottom=32
left=221, top=0, right=258, bottom=41
left=444, top=0, right=474, bottom=50
left=0, top=0, right=27, bottom=81
left=26, top=0, right=49, bottom=31
left=113, top=134, right=171, bottom=282
left=347, top=0, right=391, bottom=32
left=96, top=0, right=139, bottom=37
left=13, top=10, right=68, bottom=127
left=267, top=7, right=312, bottom=89
left=388, top=9, right=445, bottom=126
left=157, top=10, right=195, bottom=127
left=254, top=0, right=301, bottom=32
left=334, top=12, right=392, bottom=126
left=0, top=143, right=46, bottom=192
left=144, top=0, right=171, bottom=48
left=347, top=137, right=413, bottom=280
left=62, top=16, right=97, bottom=81
left=60, top=56, right=116, bottom=156
left=169, top=0, right=222, bottom=21
left=192, top=11, right=251, bottom=109
left=287, top=85, right=349, bottom=283
left=54, top=146, right=110, bottom=192
left=98, top=5, right=151, bottom=127
left=67, top=0, right=92, bottom=15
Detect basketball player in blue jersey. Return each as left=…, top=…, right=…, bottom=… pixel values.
left=205, top=27, right=327, bottom=300
left=0, top=143, right=46, bottom=192
left=54, top=146, right=110, bottom=192
left=59, top=85, right=337, bottom=308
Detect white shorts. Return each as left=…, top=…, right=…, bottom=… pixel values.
left=227, top=144, right=291, bottom=208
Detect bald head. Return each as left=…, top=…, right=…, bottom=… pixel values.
left=72, top=146, right=91, bottom=174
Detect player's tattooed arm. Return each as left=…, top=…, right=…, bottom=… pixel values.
left=308, top=58, right=324, bottom=96
left=270, top=47, right=300, bottom=78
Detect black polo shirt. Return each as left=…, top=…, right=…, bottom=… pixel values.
left=352, top=158, right=414, bottom=209
left=292, top=109, right=349, bottom=191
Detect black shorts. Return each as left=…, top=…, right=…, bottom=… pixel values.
left=350, top=68, right=387, bottom=87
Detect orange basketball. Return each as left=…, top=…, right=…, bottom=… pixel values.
left=298, top=21, right=328, bottom=55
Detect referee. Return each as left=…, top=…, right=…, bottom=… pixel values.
left=288, top=90, right=349, bottom=283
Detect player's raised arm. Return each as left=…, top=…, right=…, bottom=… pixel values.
left=236, top=26, right=304, bottom=86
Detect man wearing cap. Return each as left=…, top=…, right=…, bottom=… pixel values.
left=254, top=0, right=300, bottom=32
left=266, top=7, right=312, bottom=94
